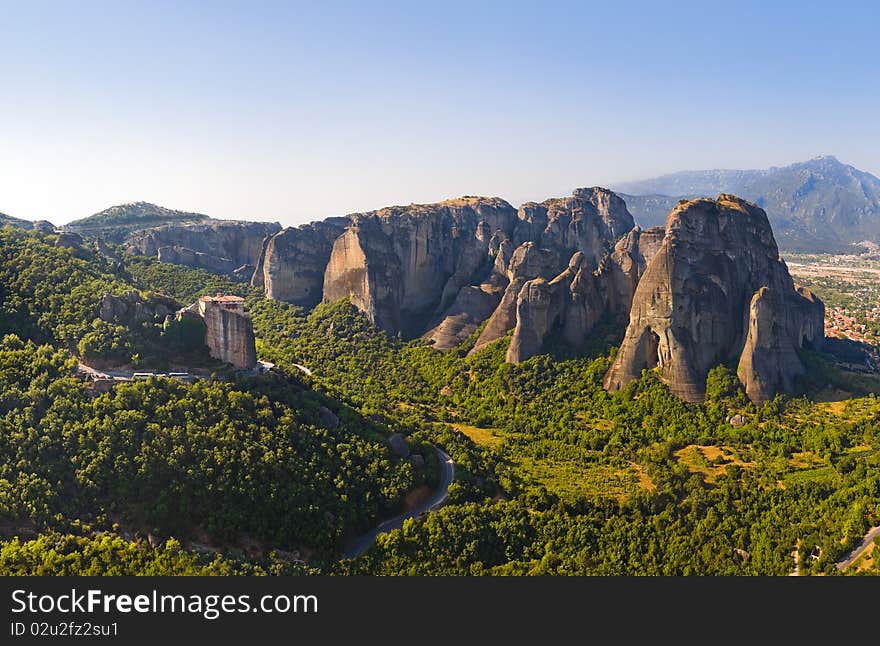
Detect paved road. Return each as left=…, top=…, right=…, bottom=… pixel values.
left=836, top=525, right=880, bottom=571
left=77, top=363, right=135, bottom=380
left=291, top=363, right=313, bottom=376
left=344, top=447, right=454, bottom=559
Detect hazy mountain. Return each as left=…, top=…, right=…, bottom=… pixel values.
left=0, top=211, right=55, bottom=233
left=65, top=201, right=212, bottom=243
left=614, top=156, right=880, bottom=252
left=0, top=211, right=35, bottom=230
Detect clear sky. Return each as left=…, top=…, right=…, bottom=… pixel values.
left=1, top=0, right=878, bottom=226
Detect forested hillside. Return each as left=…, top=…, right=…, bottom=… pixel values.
left=0, top=227, right=426, bottom=572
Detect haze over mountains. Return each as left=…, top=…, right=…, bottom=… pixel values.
left=616, top=156, right=880, bottom=252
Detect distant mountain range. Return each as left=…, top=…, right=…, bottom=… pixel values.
left=65, top=202, right=213, bottom=243
left=615, top=156, right=880, bottom=252
left=3, top=156, right=879, bottom=254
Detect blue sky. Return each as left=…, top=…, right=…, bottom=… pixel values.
left=1, top=0, right=878, bottom=225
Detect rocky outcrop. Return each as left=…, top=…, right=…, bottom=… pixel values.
left=323, top=197, right=518, bottom=335
left=255, top=218, right=349, bottom=306
left=737, top=285, right=824, bottom=403
left=562, top=257, right=606, bottom=349
left=54, top=232, right=84, bottom=248
left=513, top=187, right=635, bottom=267
left=469, top=242, right=560, bottom=355
left=603, top=195, right=824, bottom=404
left=254, top=189, right=634, bottom=349
left=179, top=296, right=257, bottom=370
left=600, top=226, right=665, bottom=321
left=503, top=224, right=665, bottom=364
left=125, top=220, right=281, bottom=276
left=422, top=284, right=503, bottom=350
left=323, top=221, right=404, bottom=332
left=99, top=291, right=179, bottom=324
left=157, top=245, right=235, bottom=274
left=506, top=256, right=578, bottom=363
left=422, top=233, right=514, bottom=350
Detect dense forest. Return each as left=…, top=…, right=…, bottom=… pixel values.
left=1, top=225, right=879, bottom=575
left=250, top=299, right=880, bottom=575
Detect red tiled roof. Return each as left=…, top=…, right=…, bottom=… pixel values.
left=198, top=295, right=245, bottom=303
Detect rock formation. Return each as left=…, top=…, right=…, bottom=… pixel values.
left=54, top=232, right=84, bottom=249
left=252, top=189, right=636, bottom=349
left=125, top=220, right=281, bottom=276
left=421, top=233, right=513, bottom=350
left=99, top=291, right=179, bottom=325
left=506, top=254, right=578, bottom=363
left=156, top=245, right=235, bottom=274
left=255, top=218, right=351, bottom=305
left=73, top=185, right=825, bottom=403
left=603, top=195, right=824, bottom=404
left=513, top=188, right=634, bottom=266
left=737, top=285, right=824, bottom=404
left=503, top=224, right=665, bottom=364
left=178, top=295, right=257, bottom=370
left=600, top=226, right=665, bottom=321
left=229, top=187, right=824, bottom=403
left=470, top=242, right=560, bottom=355
left=323, top=220, right=405, bottom=332
left=322, top=197, right=518, bottom=335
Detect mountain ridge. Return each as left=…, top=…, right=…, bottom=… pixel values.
left=64, top=201, right=214, bottom=243
left=614, top=156, right=880, bottom=252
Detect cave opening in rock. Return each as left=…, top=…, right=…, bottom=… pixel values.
left=646, top=329, right=661, bottom=369
left=636, top=328, right=661, bottom=371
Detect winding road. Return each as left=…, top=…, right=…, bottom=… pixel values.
left=836, top=526, right=880, bottom=571
left=230, top=360, right=454, bottom=558
left=344, top=447, right=455, bottom=559
left=291, top=363, right=313, bottom=376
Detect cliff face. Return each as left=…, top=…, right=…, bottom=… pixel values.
left=600, top=226, right=665, bottom=321
left=248, top=188, right=824, bottom=403
left=421, top=233, right=512, bottom=350
left=125, top=220, right=281, bottom=275
left=201, top=305, right=257, bottom=370
left=502, top=222, right=666, bottom=364
left=322, top=221, right=405, bottom=332
left=255, top=218, right=349, bottom=306
left=256, top=189, right=633, bottom=346
left=603, top=195, right=824, bottom=404
left=181, top=297, right=257, bottom=370
left=322, top=197, right=518, bottom=335
left=737, top=285, right=824, bottom=404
